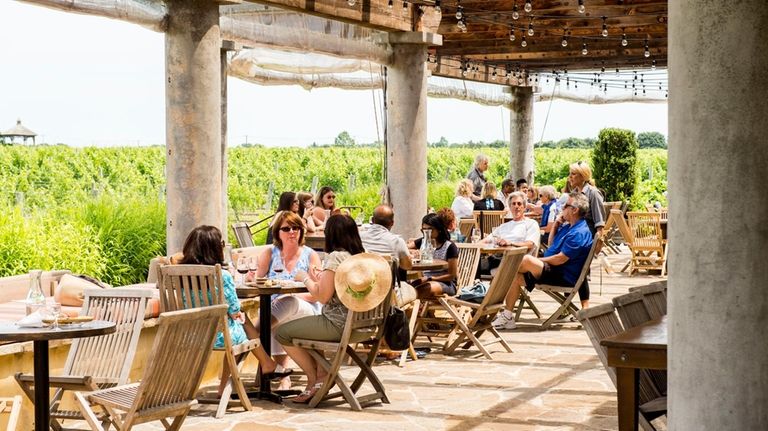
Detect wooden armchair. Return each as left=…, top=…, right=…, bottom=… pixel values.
left=458, top=218, right=477, bottom=242
left=473, top=210, right=506, bottom=239
left=626, top=212, right=667, bottom=276
left=231, top=222, right=255, bottom=248
left=292, top=265, right=395, bottom=410
left=0, top=396, right=22, bottom=431
left=536, top=236, right=598, bottom=329
left=75, top=305, right=227, bottom=431
left=436, top=247, right=526, bottom=359
left=156, top=264, right=260, bottom=418
left=15, top=288, right=153, bottom=431
left=612, top=291, right=652, bottom=329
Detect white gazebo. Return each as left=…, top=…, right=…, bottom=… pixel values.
left=1, top=119, right=37, bottom=144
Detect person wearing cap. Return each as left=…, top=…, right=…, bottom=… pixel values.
left=276, top=214, right=392, bottom=404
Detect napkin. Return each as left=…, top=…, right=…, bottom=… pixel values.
left=16, top=311, right=45, bottom=328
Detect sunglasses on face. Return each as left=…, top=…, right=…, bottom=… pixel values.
left=279, top=226, right=301, bottom=233
left=564, top=204, right=575, bottom=209
left=510, top=201, right=524, bottom=207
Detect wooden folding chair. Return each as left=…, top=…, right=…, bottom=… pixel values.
left=637, top=282, right=667, bottom=319
left=458, top=218, right=477, bottom=242
left=434, top=247, right=527, bottom=359
left=538, top=236, right=599, bottom=330
left=292, top=271, right=395, bottom=410
left=231, top=222, right=255, bottom=248
left=0, top=396, right=22, bottom=431
left=621, top=212, right=666, bottom=276
left=156, top=264, right=260, bottom=418
left=473, top=210, right=506, bottom=239
left=600, top=203, right=624, bottom=254
left=576, top=304, right=665, bottom=430
left=612, top=291, right=652, bottom=329
left=15, top=288, right=153, bottom=431
left=75, top=305, right=227, bottom=431
left=412, top=243, right=482, bottom=349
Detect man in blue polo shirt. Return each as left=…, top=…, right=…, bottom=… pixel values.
left=492, top=193, right=594, bottom=330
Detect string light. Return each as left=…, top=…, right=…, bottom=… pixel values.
left=527, top=18, right=534, bottom=36
left=347, top=0, right=356, bottom=6
left=388, top=0, right=393, bottom=9
left=582, top=40, right=588, bottom=55
left=652, top=59, right=657, bottom=70
left=561, top=32, right=568, bottom=47
left=509, top=27, right=516, bottom=41
left=644, top=38, right=651, bottom=57
left=601, top=17, right=608, bottom=37
left=512, top=1, right=519, bottom=20
left=521, top=35, right=527, bottom=47
left=578, top=0, right=585, bottom=14
left=403, top=0, right=408, bottom=10
left=524, top=0, right=532, bottom=13
left=434, top=0, right=441, bottom=13
left=621, top=33, right=628, bottom=47
left=455, top=5, right=463, bottom=20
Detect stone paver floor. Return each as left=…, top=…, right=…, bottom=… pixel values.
left=137, top=249, right=665, bottom=431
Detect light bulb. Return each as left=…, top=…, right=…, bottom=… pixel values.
left=524, top=0, right=532, bottom=13
left=491, top=71, right=497, bottom=81
left=578, top=0, right=585, bottom=14
left=521, top=36, right=527, bottom=47
left=388, top=0, right=393, bottom=8
left=581, top=42, right=588, bottom=55
left=403, top=0, right=408, bottom=9
left=434, top=0, right=441, bottom=13
left=602, top=27, right=608, bottom=37
left=509, top=30, right=516, bottom=41
left=347, top=0, right=356, bottom=6
left=652, top=59, right=657, bottom=70
left=528, top=24, right=534, bottom=36
left=561, top=37, right=568, bottom=47
left=462, top=69, right=468, bottom=77
left=644, top=48, right=650, bottom=58
left=518, top=77, right=524, bottom=84
left=621, top=34, right=628, bottom=46
left=512, top=3, right=519, bottom=20
left=455, top=6, right=463, bottom=20
left=461, top=22, right=467, bottom=32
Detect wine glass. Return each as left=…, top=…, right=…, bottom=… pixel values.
left=272, top=255, right=285, bottom=276
left=47, top=302, right=62, bottom=331
left=236, top=257, right=249, bottom=287
left=248, top=256, right=258, bottom=274
left=355, top=212, right=364, bottom=226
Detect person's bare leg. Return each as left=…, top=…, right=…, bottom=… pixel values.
left=580, top=299, right=589, bottom=309
left=503, top=255, right=545, bottom=311
left=274, top=354, right=292, bottom=390
left=283, top=345, right=319, bottom=388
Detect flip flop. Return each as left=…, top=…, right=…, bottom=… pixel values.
left=291, top=382, right=323, bottom=404
left=262, top=364, right=294, bottom=381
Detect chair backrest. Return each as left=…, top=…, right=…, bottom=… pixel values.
left=66, top=288, right=154, bottom=386
left=569, top=235, right=600, bottom=292
left=637, top=282, right=667, bottom=318
left=130, top=305, right=226, bottom=413
left=612, top=291, right=652, bottom=329
left=575, top=303, right=624, bottom=386
left=469, top=247, right=526, bottom=325
left=231, top=222, right=255, bottom=248
left=612, top=209, right=634, bottom=244
left=458, top=218, right=477, bottom=241
left=473, top=210, right=506, bottom=238
left=603, top=201, right=621, bottom=217
left=626, top=212, right=663, bottom=248
left=455, top=243, right=482, bottom=290
left=0, top=396, right=22, bottom=431
left=156, top=264, right=224, bottom=313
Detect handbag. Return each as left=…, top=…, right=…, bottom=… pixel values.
left=457, top=281, right=489, bottom=304
left=383, top=306, right=410, bottom=351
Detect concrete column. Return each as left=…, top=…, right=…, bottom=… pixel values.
left=508, top=86, right=534, bottom=184
left=221, top=46, right=230, bottom=241
left=164, top=0, right=221, bottom=253
left=386, top=32, right=438, bottom=238
left=669, top=2, right=768, bottom=429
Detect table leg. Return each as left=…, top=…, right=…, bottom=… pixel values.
left=616, top=367, right=640, bottom=431
left=254, top=294, right=286, bottom=403
left=33, top=340, right=49, bottom=431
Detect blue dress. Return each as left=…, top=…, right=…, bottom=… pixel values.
left=266, top=245, right=313, bottom=280
left=215, top=271, right=248, bottom=348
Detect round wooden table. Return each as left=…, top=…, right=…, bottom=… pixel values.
left=410, top=259, right=449, bottom=272
left=0, top=320, right=116, bottom=431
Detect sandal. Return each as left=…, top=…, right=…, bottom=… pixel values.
left=292, top=382, right=323, bottom=404
left=262, top=364, right=294, bottom=381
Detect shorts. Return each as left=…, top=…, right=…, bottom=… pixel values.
left=416, top=280, right=456, bottom=296
left=523, top=263, right=590, bottom=301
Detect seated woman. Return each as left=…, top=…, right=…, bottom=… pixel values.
left=451, top=179, right=475, bottom=219
left=178, top=225, right=292, bottom=397
left=436, top=207, right=463, bottom=242
left=276, top=214, right=382, bottom=403
left=311, top=186, right=337, bottom=226
left=409, top=213, right=459, bottom=299
left=297, top=192, right=320, bottom=232
left=267, top=192, right=299, bottom=244
left=473, top=181, right=505, bottom=211
left=253, top=211, right=322, bottom=390
left=537, top=185, right=558, bottom=245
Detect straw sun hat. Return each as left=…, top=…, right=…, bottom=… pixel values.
left=334, top=253, right=392, bottom=312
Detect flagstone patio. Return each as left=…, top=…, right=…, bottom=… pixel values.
left=137, top=250, right=665, bottom=431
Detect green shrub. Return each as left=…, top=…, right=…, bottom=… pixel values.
left=592, top=128, right=639, bottom=203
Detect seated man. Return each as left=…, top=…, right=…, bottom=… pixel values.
left=479, top=192, right=539, bottom=276
left=360, top=204, right=415, bottom=306
left=492, top=193, right=593, bottom=330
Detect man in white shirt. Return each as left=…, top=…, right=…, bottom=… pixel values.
left=360, top=205, right=415, bottom=306
left=497, top=179, right=515, bottom=212
left=482, top=192, right=540, bottom=254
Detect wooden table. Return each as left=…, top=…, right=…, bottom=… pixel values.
left=304, top=231, right=325, bottom=251
left=0, top=320, right=116, bottom=431
left=601, top=316, right=667, bottom=431
left=239, top=282, right=308, bottom=403
left=410, top=259, right=448, bottom=272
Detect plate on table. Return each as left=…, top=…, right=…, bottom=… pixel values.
left=42, top=315, right=94, bottom=328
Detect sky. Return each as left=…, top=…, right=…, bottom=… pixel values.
left=0, top=1, right=668, bottom=148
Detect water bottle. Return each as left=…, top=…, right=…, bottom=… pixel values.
left=420, top=229, right=434, bottom=264
left=25, top=269, right=46, bottom=315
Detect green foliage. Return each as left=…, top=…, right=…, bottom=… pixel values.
left=637, top=131, right=667, bottom=149
left=592, top=128, right=639, bottom=203
left=536, top=137, right=595, bottom=149
left=333, top=131, right=356, bottom=147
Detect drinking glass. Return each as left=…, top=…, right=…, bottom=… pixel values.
left=236, top=257, right=249, bottom=287
left=470, top=227, right=481, bottom=243
left=272, top=255, right=285, bottom=276
left=355, top=212, right=364, bottom=226
left=47, top=302, right=62, bottom=331
left=324, top=209, right=331, bottom=221
left=248, top=256, right=258, bottom=275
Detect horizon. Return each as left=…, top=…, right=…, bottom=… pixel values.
left=0, top=2, right=668, bottom=148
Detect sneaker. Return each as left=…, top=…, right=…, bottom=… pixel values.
left=492, top=310, right=516, bottom=330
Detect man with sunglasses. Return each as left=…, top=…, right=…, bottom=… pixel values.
left=492, top=193, right=593, bottom=330
left=482, top=192, right=539, bottom=252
